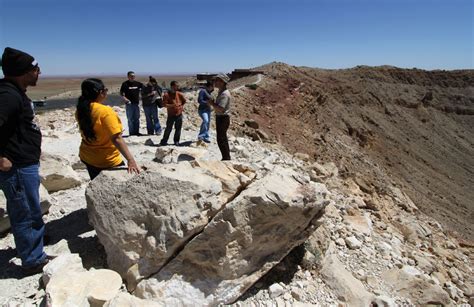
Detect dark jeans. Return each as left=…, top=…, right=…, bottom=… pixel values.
left=82, top=160, right=125, bottom=180
left=160, top=114, right=183, bottom=145
left=0, top=164, right=46, bottom=268
left=216, top=115, right=231, bottom=160
left=126, top=103, right=140, bottom=135
left=143, top=104, right=162, bottom=135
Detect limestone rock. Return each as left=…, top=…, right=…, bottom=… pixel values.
left=190, top=160, right=256, bottom=203
left=304, top=224, right=332, bottom=267
left=0, top=183, right=52, bottom=233
left=154, top=146, right=206, bottom=164
left=320, top=253, right=374, bottom=306
left=135, top=167, right=328, bottom=305
left=269, top=283, right=285, bottom=298
left=382, top=266, right=451, bottom=306
left=344, top=213, right=373, bottom=236
left=345, top=236, right=362, bottom=249
left=387, top=186, right=418, bottom=212
left=86, top=162, right=255, bottom=290
left=46, top=269, right=122, bottom=307
left=42, top=253, right=85, bottom=286
left=45, top=239, right=72, bottom=257
left=371, top=296, right=396, bottom=307
left=104, top=292, right=163, bottom=307
left=294, top=153, right=310, bottom=162
left=40, top=153, right=82, bottom=193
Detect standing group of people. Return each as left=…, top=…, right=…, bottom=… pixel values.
left=119, top=71, right=232, bottom=160
left=0, top=47, right=233, bottom=275
left=120, top=71, right=163, bottom=136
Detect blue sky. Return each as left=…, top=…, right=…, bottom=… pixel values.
left=0, top=0, right=472, bottom=75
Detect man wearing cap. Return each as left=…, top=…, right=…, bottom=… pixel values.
left=0, top=47, right=50, bottom=274
left=208, top=73, right=232, bottom=160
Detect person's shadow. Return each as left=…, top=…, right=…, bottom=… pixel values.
left=0, top=246, right=24, bottom=279
left=45, top=209, right=106, bottom=270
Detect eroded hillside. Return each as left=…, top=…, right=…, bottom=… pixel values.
left=230, top=63, right=474, bottom=241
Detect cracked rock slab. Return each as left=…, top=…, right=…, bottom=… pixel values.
left=135, top=167, right=329, bottom=305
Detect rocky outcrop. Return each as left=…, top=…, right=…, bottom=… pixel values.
left=134, top=167, right=329, bottom=305
left=86, top=161, right=256, bottom=290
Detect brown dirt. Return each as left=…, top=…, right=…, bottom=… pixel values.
left=229, top=62, right=474, bottom=241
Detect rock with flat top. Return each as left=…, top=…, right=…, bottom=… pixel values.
left=40, top=153, right=82, bottom=193
left=135, top=167, right=328, bottom=305
left=46, top=269, right=122, bottom=307
left=86, top=161, right=255, bottom=290
left=42, top=253, right=85, bottom=286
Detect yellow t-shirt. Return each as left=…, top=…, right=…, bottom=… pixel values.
left=78, top=102, right=123, bottom=168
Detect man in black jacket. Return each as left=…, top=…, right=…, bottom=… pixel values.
left=0, top=47, right=49, bottom=274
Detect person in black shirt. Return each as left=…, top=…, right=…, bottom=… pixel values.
left=120, top=71, right=143, bottom=136
left=142, top=76, right=163, bottom=135
left=0, top=47, right=51, bottom=275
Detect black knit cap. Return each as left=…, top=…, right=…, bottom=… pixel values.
left=1, top=47, right=38, bottom=77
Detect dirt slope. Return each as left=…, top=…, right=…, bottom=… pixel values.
left=229, top=62, right=474, bottom=241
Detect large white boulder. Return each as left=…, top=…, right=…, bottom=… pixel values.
left=86, top=161, right=255, bottom=290
left=134, top=167, right=329, bottom=305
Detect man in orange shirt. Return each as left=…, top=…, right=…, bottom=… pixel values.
left=159, top=81, right=187, bottom=146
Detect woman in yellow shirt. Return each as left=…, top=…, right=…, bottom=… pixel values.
left=76, top=78, right=140, bottom=179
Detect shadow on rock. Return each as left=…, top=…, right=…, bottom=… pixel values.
left=238, top=244, right=306, bottom=301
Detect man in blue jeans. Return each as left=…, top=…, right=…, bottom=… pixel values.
left=197, top=80, right=214, bottom=143
left=0, top=47, right=50, bottom=275
left=142, top=76, right=162, bottom=135
left=120, top=71, right=143, bottom=136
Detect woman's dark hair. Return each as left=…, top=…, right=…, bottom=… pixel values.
left=76, top=78, right=105, bottom=142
